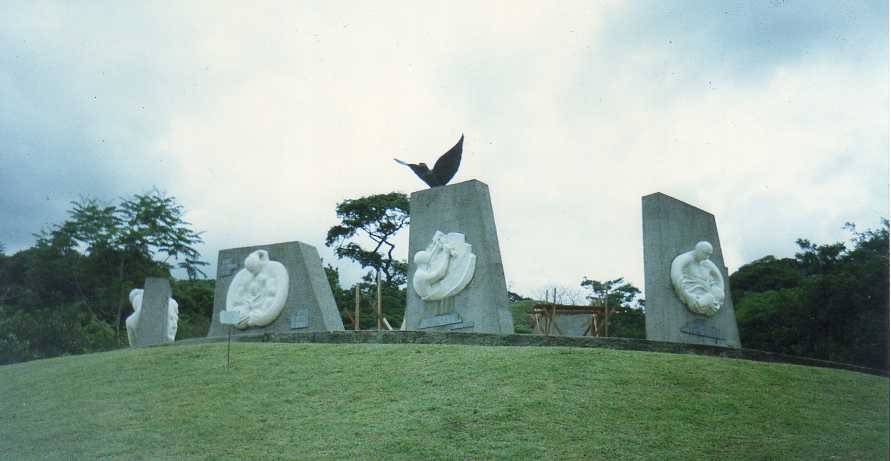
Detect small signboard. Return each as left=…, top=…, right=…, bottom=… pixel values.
left=220, top=310, right=241, bottom=326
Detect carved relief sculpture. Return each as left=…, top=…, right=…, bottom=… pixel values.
left=670, top=241, right=725, bottom=316
left=225, top=249, right=290, bottom=329
left=126, top=288, right=179, bottom=346
left=412, top=231, right=476, bottom=302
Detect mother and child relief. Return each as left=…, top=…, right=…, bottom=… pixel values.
left=124, top=136, right=740, bottom=349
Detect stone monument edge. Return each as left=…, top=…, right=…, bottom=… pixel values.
left=293, top=241, right=345, bottom=331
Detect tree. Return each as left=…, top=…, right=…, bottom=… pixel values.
left=536, top=285, right=586, bottom=305
left=324, top=264, right=406, bottom=330
left=508, top=290, right=531, bottom=303
left=729, top=255, right=801, bottom=302
left=732, top=220, right=889, bottom=370
left=580, top=277, right=642, bottom=337
left=33, top=190, right=206, bottom=337
left=171, top=279, right=215, bottom=339
left=0, top=189, right=209, bottom=363
left=325, top=192, right=410, bottom=286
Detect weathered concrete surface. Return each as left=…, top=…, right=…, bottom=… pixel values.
left=133, top=277, right=173, bottom=347
left=207, top=241, right=344, bottom=337
left=403, top=180, right=514, bottom=334
left=642, top=193, right=741, bottom=348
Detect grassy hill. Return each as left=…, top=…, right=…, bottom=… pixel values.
left=1, top=342, right=887, bottom=460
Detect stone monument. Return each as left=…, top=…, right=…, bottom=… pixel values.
left=126, top=277, right=178, bottom=347
left=403, top=180, right=514, bottom=333
left=641, top=192, right=741, bottom=348
left=207, top=241, right=345, bottom=337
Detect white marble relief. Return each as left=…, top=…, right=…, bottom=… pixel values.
left=225, top=249, right=289, bottom=329
left=670, top=241, right=725, bottom=317
left=412, top=231, right=476, bottom=302
left=126, top=288, right=179, bottom=346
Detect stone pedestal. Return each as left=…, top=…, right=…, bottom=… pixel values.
left=133, top=277, right=174, bottom=347
left=403, top=180, right=514, bottom=334
left=207, top=241, right=344, bottom=337
left=641, top=193, right=741, bottom=348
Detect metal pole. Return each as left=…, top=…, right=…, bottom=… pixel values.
left=354, top=286, right=360, bottom=331
left=226, top=326, right=231, bottom=369
left=376, top=271, right=382, bottom=332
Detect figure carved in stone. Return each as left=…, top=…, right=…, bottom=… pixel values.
left=670, top=241, right=725, bottom=316
left=412, top=231, right=476, bottom=302
left=126, top=288, right=179, bottom=346
left=225, top=249, right=290, bottom=329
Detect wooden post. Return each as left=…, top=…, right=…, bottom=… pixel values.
left=354, top=286, right=360, bottom=331
left=376, top=271, right=383, bottom=331
left=544, top=290, right=551, bottom=337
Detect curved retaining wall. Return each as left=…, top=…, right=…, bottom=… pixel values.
left=180, top=330, right=887, bottom=377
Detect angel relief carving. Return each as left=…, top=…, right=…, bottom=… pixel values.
left=670, top=241, right=725, bottom=317
left=412, top=231, right=476, bottom=303
left=225, top=249, right=289, bottom=329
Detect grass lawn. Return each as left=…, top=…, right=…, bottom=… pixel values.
left=1, top=342, right=887, bottom=460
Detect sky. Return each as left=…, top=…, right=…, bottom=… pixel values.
left=1, top=1, right=888, bottom=301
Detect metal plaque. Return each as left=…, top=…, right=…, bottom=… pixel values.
left=419, top=312, right=463, bottom=329
left=680, top=319, right=725, bottom=344
left=220, top=310, right=241, bottom=326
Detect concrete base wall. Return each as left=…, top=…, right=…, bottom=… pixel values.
left=174, top=330, right=883, bottom=376
left=207, top=241, right=344, bottom=337
left=642, top=193, right=741, bottom=348
left=403, top=180, right=514, bottom=334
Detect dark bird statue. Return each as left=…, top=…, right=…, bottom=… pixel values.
left=394, top=134, right=464, bottom=188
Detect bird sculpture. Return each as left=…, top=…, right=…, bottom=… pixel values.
left=394, top=134, right=464, bottom=188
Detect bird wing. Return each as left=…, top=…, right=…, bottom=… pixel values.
left=431, top=134, right=463, bottom=186
left=395, top=158, right=437, bottom=187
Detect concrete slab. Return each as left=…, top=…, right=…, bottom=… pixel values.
left=403, top=180, right=514, bottom=334
left=641, top=193, right=741, bottom=348
left=132, top=277, right=174, bottom=347
left=207, top=241, right=345, bottom=337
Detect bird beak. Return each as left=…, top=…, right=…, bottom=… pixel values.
left=394, top=158, right=409, bottom=166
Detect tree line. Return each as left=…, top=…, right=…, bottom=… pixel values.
left=731, top=221, right=889, bottom=370
left=0, top=190, right=212, bottom=364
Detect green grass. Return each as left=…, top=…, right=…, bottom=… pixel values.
left=1, top=343, right=887, bottom=460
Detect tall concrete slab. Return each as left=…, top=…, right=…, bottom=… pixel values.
left=133, top=277, right=173, bottom=347
left=642, top=193, right=741, bottom=348
left=403, top=180, right=514, bottom=334
left=207, top=241, right=345, bottom=337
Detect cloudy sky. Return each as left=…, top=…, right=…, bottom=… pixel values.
left=1, top=1, right=887, bottom=299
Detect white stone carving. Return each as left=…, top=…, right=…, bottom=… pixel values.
left=412, top=231, right=476, bottom=302
left=670, top=241, right=725, bottom=317
left=225, top=249, right=289, bottom=329
left=126, top=288, right=179, bottom=346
